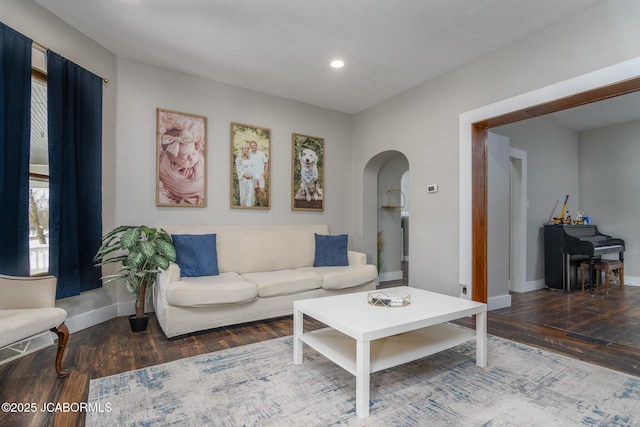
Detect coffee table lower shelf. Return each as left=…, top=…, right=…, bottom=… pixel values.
left=299, top=322, right=475, bottom=375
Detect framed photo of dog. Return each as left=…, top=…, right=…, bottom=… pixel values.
left=156, top=108, right=207, bottom=207
left=230, top=122, right=271, bottom=209
left=291, top=133, right=324, bottom=211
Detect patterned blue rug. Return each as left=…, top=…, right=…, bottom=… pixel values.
left=87, top=333, right=640, bottom=426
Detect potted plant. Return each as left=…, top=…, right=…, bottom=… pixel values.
left=94, top=225, right=177, bottom=332
left=377, top=231, right=384, bottom=274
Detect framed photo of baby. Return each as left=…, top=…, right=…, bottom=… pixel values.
left=156, top=108, right=207, bottom=207
left=230, top=122, right=271, bottom=209
left=291, top=133, right=324, bottom=211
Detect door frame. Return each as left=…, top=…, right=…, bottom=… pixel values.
left=461, top=59, right=640, bottom=303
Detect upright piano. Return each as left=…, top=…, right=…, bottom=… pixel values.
left=544, top=224, right=625, bottom=291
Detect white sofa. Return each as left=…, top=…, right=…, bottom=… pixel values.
left=153, top=224, right=378, bottom=338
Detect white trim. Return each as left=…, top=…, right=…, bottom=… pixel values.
left=488, top=293, right=512, bottom=311
left=378, top=270, right=403, bottom=283
left=509, top=147, right=527, bottom=294
left=520, top=279, right=545, bottom=293
left=64, top=304, right=118, bottom=334
left=459, top=57, right=640, bottom=296
left=63, top=301, right=156, bottom=334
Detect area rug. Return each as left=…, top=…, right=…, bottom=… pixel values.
left=87, top=333, right=640, bottom=426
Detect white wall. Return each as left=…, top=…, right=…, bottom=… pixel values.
left=487, top=132, right=511, bottom=308
left=352, top=0, right=640, bottom=296
left=493, top=118, right=580, bottom=285
left=115, top=58, right=353, bottom=232
left=580, top=120, right=640, bottom=283
left=111, top=59, right=355, bottom=313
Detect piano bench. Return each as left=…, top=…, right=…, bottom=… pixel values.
left=580, top=260, right=624, bottom=293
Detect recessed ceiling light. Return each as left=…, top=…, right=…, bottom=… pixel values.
left=330, top=59, right=345, bottom=69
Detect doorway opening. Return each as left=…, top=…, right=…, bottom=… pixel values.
left=362, top=151, right=409, bottom=287
left=463, top=63, right=640, bottom=303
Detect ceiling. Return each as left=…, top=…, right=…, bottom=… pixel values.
left=29, top=0, right=640, bottom=167
left=34, top=0, right=602, bottom=114
left=545, top=91, right=640, bottom=131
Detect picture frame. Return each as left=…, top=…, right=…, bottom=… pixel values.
left=291, top=133, right=324, bottom=211
left=156, top=108, right=207, bottom=207
left=230, top=122, right=271, bottom=209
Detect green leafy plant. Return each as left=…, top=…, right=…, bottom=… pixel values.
left=377, top=231, right=384, bottom=273
left=94, top=225, right=177, bottom=319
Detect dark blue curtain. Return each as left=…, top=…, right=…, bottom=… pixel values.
left=47, top=51, right=103, bottom=298
left=0, top=23, right=32, bottom=276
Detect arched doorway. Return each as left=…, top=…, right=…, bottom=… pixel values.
left=363, top=151, right=409, bottom=285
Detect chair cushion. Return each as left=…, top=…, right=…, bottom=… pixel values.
left=0, top=308, right=67, bottom=348
left=172, top=233, right=219, bottom=277
left=299, top=264, right=378, bottom=290
left=242, top=270, right=322, bottom=297
left=313, top=233, right=348, bottom=267
left=165, top=272, right=257, bottom=307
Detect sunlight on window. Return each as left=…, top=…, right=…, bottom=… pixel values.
left=29, top=74, right=49, bottom=275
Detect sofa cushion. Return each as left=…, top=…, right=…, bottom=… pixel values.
left=313, top=233, right=348, bottom=267
left=172, top=233, right=219, bottom=277
left=242, top=270, right=322, bottom=298
left=0, top=308, right=67, bottom=348
left=165, top=272, right=257, bottom=307
left=299, top=264, right=378, bottom=290
left=161, top=224, right=331, bottom=273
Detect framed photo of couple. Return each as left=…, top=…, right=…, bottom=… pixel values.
left=156, top=108, right=207, bottom=207
left=291, top=133, right=324, bottom=211
left=230, top=122, right=271, bottom=209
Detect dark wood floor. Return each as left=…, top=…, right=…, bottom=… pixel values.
left=2, top=273, right=639, bottom=426
left=454, top=285, right=640, bottom=378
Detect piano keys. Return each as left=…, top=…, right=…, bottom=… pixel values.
left=544, top=224, right=625, bottom=292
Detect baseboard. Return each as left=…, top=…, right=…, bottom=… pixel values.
left=515, top=277, right=638, bottom=293
left=378, top=270, right=403, bottom=283
left=511, top=279, right=545, bottom=293
left=488, top=293, right=512, bottom=311
left=64, top=304, right=118, bottom=334
left=64, top=301, right=155, bottom=334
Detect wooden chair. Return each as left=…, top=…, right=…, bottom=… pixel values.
left=580, top=259, right=624, bottom=294
left=0, top=275, right=69, bottom=377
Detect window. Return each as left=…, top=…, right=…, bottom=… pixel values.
left=29, top=71, right=49, bottom=275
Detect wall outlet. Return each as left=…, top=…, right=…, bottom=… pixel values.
left=426, top=184, right=438, bottom=193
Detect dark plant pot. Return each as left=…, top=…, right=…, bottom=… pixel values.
left=129, top=314, right=149, bottom=332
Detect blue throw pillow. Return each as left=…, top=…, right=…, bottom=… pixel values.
left=313, top=233, right=349, bottom=267
left=171, top=234, right=219, bottom=277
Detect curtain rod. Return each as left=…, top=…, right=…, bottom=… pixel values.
left=32, top=40, right=109, bottom=84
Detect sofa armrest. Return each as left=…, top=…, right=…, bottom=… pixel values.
left=0, top=275, right=57, bottom=309
left=348, top=251, right=367, bottom=266
left=158, top=263, right=181, bottom=288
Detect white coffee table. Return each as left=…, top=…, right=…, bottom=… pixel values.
left=293, top=286, right=487, bottom=418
